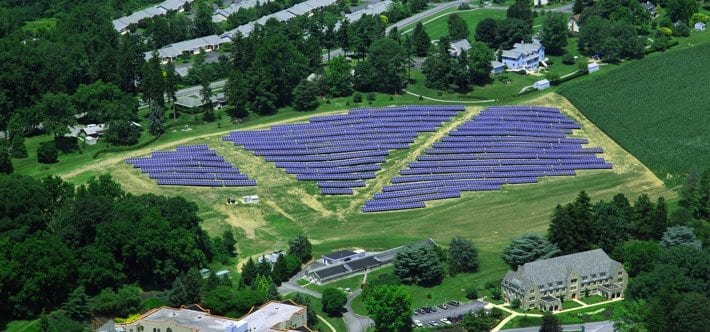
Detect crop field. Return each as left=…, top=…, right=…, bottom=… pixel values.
left=57, top=93, right=674, bottom=308
left=558, top=42, right=710, bottom=182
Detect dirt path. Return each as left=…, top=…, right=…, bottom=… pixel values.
left=345, top=106, right=484, bottom=212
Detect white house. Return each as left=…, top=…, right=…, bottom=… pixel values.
left=491, top=60, right=505, bottom=74
left=568, top=14, right=581, bottom=33
left=587, top=62, right=600, bottom=73
left=534, top=79, right=550, bottom=90
left=501, top=40, right=545, bottom=71
left=695, top=22, right=706, bottom=31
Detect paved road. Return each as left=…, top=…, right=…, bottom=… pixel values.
left=277, top=272, right=324, bottom=299
left=501, top=320, right=614, bottom=332
left=175, top=79, right=227, bottom=98
left=343, top=289, right=374, bottom=332
left=412, top=301, right=486, bottom=327
left=322, top=1, right=465, bottom=62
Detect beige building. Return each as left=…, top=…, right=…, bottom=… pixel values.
left=100, top=301, right=310, bottom=332
left=501, top=249, right=627, bottom=311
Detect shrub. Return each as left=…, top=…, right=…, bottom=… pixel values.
left=465, top=287, right=478, bottom=300
left=366, top=92, right=376, bottom=102
left=562, top=53, right=576, bottom=65
left=511, top=298, right=521, bottom=309
left=353, top=92, right=363, bottom=103
left=37, top=142, right=59, bottom=164
left=490, top=287, right=502, bottom=300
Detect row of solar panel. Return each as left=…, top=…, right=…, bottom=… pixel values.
left=407, top=158, right=605, bottom=168
left=263, top=150, right=391, bottom=162
left=440, top=136, right=589, bottom=144
left=284, top=164, right=382, bottom=174
left=316, top=180, right=367, bottom=188
left=139, top=167, right=242, bottom=174
left=417, top=153, right=605, bottom=161
left=389, top=170, right=577, bottom=183
left=130, top=161, right=235, bottom=168
left=296, top=172, right=377, bottom=180
left=398, top=164, right=609, bottom=175
left=361, top=202, right=426, bottom=212
left=423, top=147, right=603, bottom=154
left=148, top=173, right=251, bottom=180
left=275, top=157, right=387, bottom=168
left=156, top=179, right=257, bottom=187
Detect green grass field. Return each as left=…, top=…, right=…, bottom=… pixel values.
left=49, top=93, right=674, bottom=322
left=406, top=8, right=508, bottom=40
left=558, top=41, right=710, bottom=182
left=3, top=320, right=38, bottom=332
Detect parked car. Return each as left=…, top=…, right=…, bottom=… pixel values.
left=440, top=318, right=452, bottom=325
left=448, top=300, right=460, bottom=307
left=438, top=303, right=448, bottom=310
left=429, top=321, right=439, bottom=326
left=413, top=319, right=423, bottom=327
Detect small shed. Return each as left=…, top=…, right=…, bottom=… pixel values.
left=695, top=22, right=706, bottom=31
left=587, top=62, right=600, bottom=73
left=215, top=270, right=230, bottom=278
left=533, top=79, right=551, bottom=90
left=242, top=195, right=259, bottom=204
left=84, top=136, right=98, bottom=145
left=490, top=61, right=505, bottom=74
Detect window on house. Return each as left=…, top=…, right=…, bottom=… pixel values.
left=529, top=297, right=535, bottom=301
left=600, top=272, right=606, bottom=277
left=557, top=281, right=563, bottom=286
left=618, top=271, right=623, bottom=275
left=570, top=279, right=577, bottom=283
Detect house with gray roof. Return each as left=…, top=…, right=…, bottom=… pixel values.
left=501, top=249, right=627, bottom=311
left=448, top=39, right=471, bottom=57
left=501, top=40, right=545, bottom=71
left=112, top=0, right=194, bottom=34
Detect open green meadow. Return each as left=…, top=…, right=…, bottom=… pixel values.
left=52, top=93, right=674, bottom=313
left=558, top=41, right=710, bottom=182
left=404, top=8, right=508, bottom=40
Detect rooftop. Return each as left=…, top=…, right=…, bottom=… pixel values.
left=243, top=301, right=305, bottom=331
left=140, top=306, right=246, bottom=332
left=323, top=249, right=357, bottom=260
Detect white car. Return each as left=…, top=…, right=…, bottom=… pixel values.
left=413, top=319, right=423, bottom=327
left=440, top=318, right=452, bottom=325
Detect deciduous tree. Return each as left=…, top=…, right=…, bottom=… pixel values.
left=541, top=13, right=568, bottom=56
left=447, top=237, right=480, bottom=274
left=364, top=285, right=413, bottom=332
left=321, top=288, right=347, bottom=316
left=448, top=14, right=469, bottom=40
left=394, top=244, right=444, bottom=286
left=475, top=18, right=498, bottom=47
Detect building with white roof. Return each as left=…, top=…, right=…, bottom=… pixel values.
left=104, top=301, right=310, bottom=332
left=339, top=0, right=392, bottom=28
left=501, top=40, right=545, bottom=71
left=112, top=0, right=194, bottom=34
left=145, top=34, right=224, bottom=62
left=212, top=0, right=270, bottom=23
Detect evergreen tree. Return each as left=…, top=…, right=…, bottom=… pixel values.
left=680, top=169, right=709, bottom=220
left=650, top=197, right=668, bottom=240
left=496, top=18, right=532, bottom=49
left=592, top=201, right=629, bottom=254
left=291, top=79, right=320, bottom=112
left=660, top=226, right=702, bottom=249
left=447, top=14, right=469, bottom=40
left=200, top=76, right=215, bottom=122
left=223, top=228, right=237, bottom=257
left=164, top=61, right=178, bottom=119
left=447, top=237, right=479, bottom=274
left=288, top=234, right=313, bottom=263
left=64, top=286, right=91, bottom=321
left=573, top=0, right=585, bottom=15
left=256, top=257, right=272, bottom=278
left=453, top=50, right=470, bottom=92
left=548, top=204, right=577, bottom=254
left=0, top=150, right=13, bottom=174
left=272, top=254, right=289, bottom=284
left=141, top=53, right=165, bottom=108
left=412, top=22, right=431, bottom=56
left=193, top=2, right=215, bottom=36
left=241, top=257, right=258, bottom=287
left=540, top=312, right=562, bottom=332
left=9, top=132, right=27, bottom=158
left=438, top=36, right=452, bottom=56
left=502, top=234, right=560, bottom=268
left=147, top=102, right=164, bottom=135
left=632, top=194, right=656, bottom=240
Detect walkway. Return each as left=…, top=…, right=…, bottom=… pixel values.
left=489, top=297, right=624, bottom=332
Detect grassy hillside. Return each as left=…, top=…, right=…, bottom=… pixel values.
left=57, top=93, right=674, bottom=307
left=558, top=42, right=710, bottom=182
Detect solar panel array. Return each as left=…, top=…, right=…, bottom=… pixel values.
left=363, top=106, right=613, bottom=212
left=223, top=105, right=466, bottom=194
left=125, top=145, right=257, bottom=187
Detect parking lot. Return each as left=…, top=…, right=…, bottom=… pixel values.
left=412, top=300, right=486, bottom=327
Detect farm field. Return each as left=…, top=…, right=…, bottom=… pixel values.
left=56, top=93, right=674, bottom=312
left=558, top=42, right=710, bottom=183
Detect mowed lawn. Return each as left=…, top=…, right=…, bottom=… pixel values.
left=558, top=41, right=710, bottom=182
left=59, top=93, right=675, bottom=310
left=406, top=8, right=507, bottom=40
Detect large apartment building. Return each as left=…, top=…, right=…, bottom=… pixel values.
left=501, top=249, right=627, bottom=311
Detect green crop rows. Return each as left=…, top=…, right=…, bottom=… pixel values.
left=559, top=43, right=710, bottom=182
